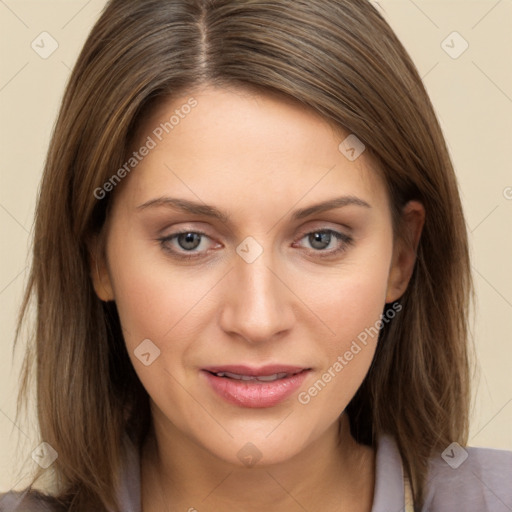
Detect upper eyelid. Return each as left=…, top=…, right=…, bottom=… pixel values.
left=160, top=229, right=213, bottom=245
left=160, top=225, right=349, bottom=238
left=293, top=229, right=353, bottom=249
left=158, top=218, right=352, bottom=237
left=295, top=223, right=351, bottom=237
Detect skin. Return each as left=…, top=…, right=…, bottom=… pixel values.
left=91, top=85, right=424, bottom=511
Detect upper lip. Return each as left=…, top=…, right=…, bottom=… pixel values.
left=202, top=365, right=309, bottom=376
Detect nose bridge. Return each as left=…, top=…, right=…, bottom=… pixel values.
left=219, top=246, right=294, bottom=343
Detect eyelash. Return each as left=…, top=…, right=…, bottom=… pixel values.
left=157, top=228, right=353, bottom=261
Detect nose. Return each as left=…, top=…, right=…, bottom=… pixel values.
left=218, top=250, right=296, bottom=345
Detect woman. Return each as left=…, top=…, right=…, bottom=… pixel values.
left=1, top=0, right=511, bottom=511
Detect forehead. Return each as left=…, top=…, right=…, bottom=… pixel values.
left=111, top=85, right=389, bottom=217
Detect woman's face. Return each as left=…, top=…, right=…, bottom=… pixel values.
left=93, top=85, right=419, bottom=466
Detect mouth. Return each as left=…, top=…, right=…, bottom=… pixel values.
left=210, top=371, right=297, bottom=382
left=201, top=365, right=311, bottom=408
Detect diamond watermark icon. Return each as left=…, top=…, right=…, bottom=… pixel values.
left=236, top=236, right=263, bottom=264
left=31, top=32, right=59, bottom=59
left=441, top=31, right=469, bottom=60
left=134, top=338, right=161, bottom=366
left=237, top=442, right=263, bottom=467
left=441, top=441, right=468, bottom=469
left=338, top=134, right=366, bottom=162
left=32, top=442, right=58, bottom=469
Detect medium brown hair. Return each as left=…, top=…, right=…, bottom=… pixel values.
left=15, top=0, right=472, bottom=509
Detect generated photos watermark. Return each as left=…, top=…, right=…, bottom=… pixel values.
left=93, top=97, right=198, bottom=200
left=298, top=302, right=402, bottom=405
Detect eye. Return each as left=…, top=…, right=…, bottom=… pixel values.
left=158, top=230, right=217, bottom=260
left=174, top=232, right=203, bottom=251
left=306, top=231, right=336, bottom=250
left=294, top=229, right=353, bottom=257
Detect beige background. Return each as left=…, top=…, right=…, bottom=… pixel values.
left=1, top=0, right=511, bottom=492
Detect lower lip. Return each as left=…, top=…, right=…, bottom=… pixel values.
left=202, top=370, right=310, bottom=408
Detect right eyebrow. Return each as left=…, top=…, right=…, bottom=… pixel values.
left=137, top=196, right=232, bottom=224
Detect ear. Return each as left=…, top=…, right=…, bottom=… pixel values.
left=87, top=232, right=115, bottom=302
left=386, top=200, right=425, bottom=303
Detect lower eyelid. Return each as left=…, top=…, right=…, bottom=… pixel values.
left=293, top=231, right=353, bottom=257
left=158, top=231, right=228, bottom=261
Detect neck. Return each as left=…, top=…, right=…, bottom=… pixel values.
left=141, top=410, right=375, bottom=512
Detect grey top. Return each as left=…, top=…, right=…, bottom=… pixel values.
left=1, top=435, right=511, bottom=511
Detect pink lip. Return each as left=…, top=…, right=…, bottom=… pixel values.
left=202, top=365, right=310, bottom=408
left=203, top=364, right=306, bottom=376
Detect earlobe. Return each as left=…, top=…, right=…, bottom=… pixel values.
left=88, top=234, right=115, bottom=302
left=385, top=200, right=425, bottom=303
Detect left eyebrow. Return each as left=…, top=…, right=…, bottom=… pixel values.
left=291, top=196, right=371, bottom=220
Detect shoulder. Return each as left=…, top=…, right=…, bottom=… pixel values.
left=0, top=489, right=65, bottom=512
left=422, top=444, right=512, bottom=511
left=0, top=435, right=140, bottom=512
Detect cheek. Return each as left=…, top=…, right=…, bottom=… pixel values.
left=105, top=231, right=215, bottom=360
left=295, top=238, right=393, bottom=413
left=106, top=250, right=215, bottom=420
left=305, top=238, right=392, bottom=352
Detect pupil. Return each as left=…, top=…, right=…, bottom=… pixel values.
left=310, top=232, right=330, bottom=250
left=179, top=233, right=201, bottom=250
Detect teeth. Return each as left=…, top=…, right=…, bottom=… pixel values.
left=214, top=371, right=289, bottom=382
left=256, top=372, right=288, bottom=381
